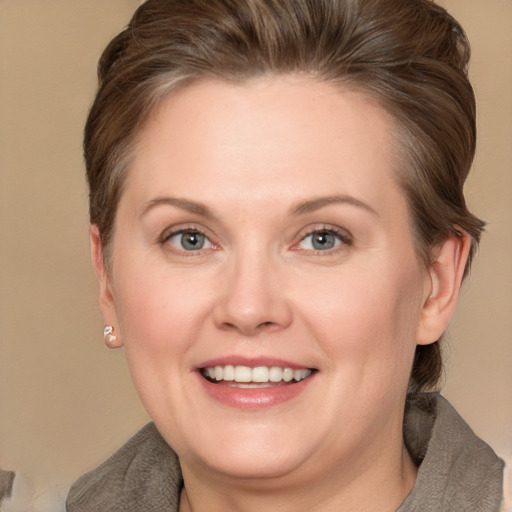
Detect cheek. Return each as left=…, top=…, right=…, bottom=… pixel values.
left=295, top=259, right=425, bottom=374
left=111, top=263, right=213, bottom=420
left=112, top=260, right=211, bottom=358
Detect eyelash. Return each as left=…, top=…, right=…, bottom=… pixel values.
left=159, top=224, right=353, bottom=255
left=159, top=226, right=217, bottom=256
left=293, top=225, right=353, bottom=254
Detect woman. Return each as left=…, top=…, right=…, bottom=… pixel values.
left=66, top=0, right=504, bottom=510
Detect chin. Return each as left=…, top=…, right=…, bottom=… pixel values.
left=201, top=444, right=307, bottom=481
left=170, top=420, right=317, bottom=482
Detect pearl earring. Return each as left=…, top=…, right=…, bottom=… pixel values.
left=103, top=325, right=120, bottom=348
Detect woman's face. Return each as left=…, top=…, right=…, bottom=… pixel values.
left=99, top=78, right=435, bottom=483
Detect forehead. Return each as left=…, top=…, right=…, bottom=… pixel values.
left=126, top=77, right=405, bottom=220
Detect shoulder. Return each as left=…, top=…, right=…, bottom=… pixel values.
left=66, top=423, right=182, bottom=512
left=400, top=394, right=504, bottom=511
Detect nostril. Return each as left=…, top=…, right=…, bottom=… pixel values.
left=257, top=321, right=281, bottom=332
left=219, top=320, right=279, bottom=335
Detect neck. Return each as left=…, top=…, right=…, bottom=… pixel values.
left=179, top=442, right=417, bottom=512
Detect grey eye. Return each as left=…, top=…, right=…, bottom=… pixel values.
left=299, top=230, right=343, bottom=251
left=168, top=230, right=212, bottom=251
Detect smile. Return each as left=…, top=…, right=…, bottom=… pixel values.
left=201, top=365, right=313, bottom=386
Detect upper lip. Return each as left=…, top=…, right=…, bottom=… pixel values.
left=195, top=356, right=315, bottom=370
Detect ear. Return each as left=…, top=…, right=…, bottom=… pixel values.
left=90, top=225, right=123, bottom=348
left=417, top=232, right=471, bottom=346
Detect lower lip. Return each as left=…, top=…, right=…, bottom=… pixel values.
left=197, top=373, right=314, bottom=410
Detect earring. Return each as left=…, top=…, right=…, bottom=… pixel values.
left=103, top=325, right=120, bottom=349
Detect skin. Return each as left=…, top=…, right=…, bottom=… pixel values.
left=91, top=77, right=470, bottom=512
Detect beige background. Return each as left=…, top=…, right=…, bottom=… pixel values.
left=1, top=0, right=511, bottom=501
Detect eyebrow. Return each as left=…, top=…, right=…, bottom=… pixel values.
left=140, top=194, right=378, bottom=219
left=140, top=197, right=216, bottom=219
left=291, top=195, right=378, bottom=216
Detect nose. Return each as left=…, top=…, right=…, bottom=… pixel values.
left=213, top=250, right=293, bottom=336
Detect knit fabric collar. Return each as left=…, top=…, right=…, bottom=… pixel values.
left=67, top=394, right=504, bottom=511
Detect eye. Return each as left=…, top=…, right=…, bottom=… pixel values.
left=297, top=228, right=351, bottom=251
left=166, top=229, right=213, bottom=251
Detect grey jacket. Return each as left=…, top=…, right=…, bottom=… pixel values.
left=66, top=395, right=504, bottom=511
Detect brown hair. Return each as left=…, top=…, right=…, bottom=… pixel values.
left=85, top=0, right=485, bottom=393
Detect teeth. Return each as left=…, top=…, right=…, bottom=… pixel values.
left=252, top=366, right=269, bottom=382
left=234, top=365, right=252, bottom=382
left=223, top=365, right=235, bottom=381
left=202, top=365, right=312, bottom=384
left=293, top=369, right=306, bottom=381
left=269, top=366, right=283, bottom=382
left=283, top=368, right=294, bottom=382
